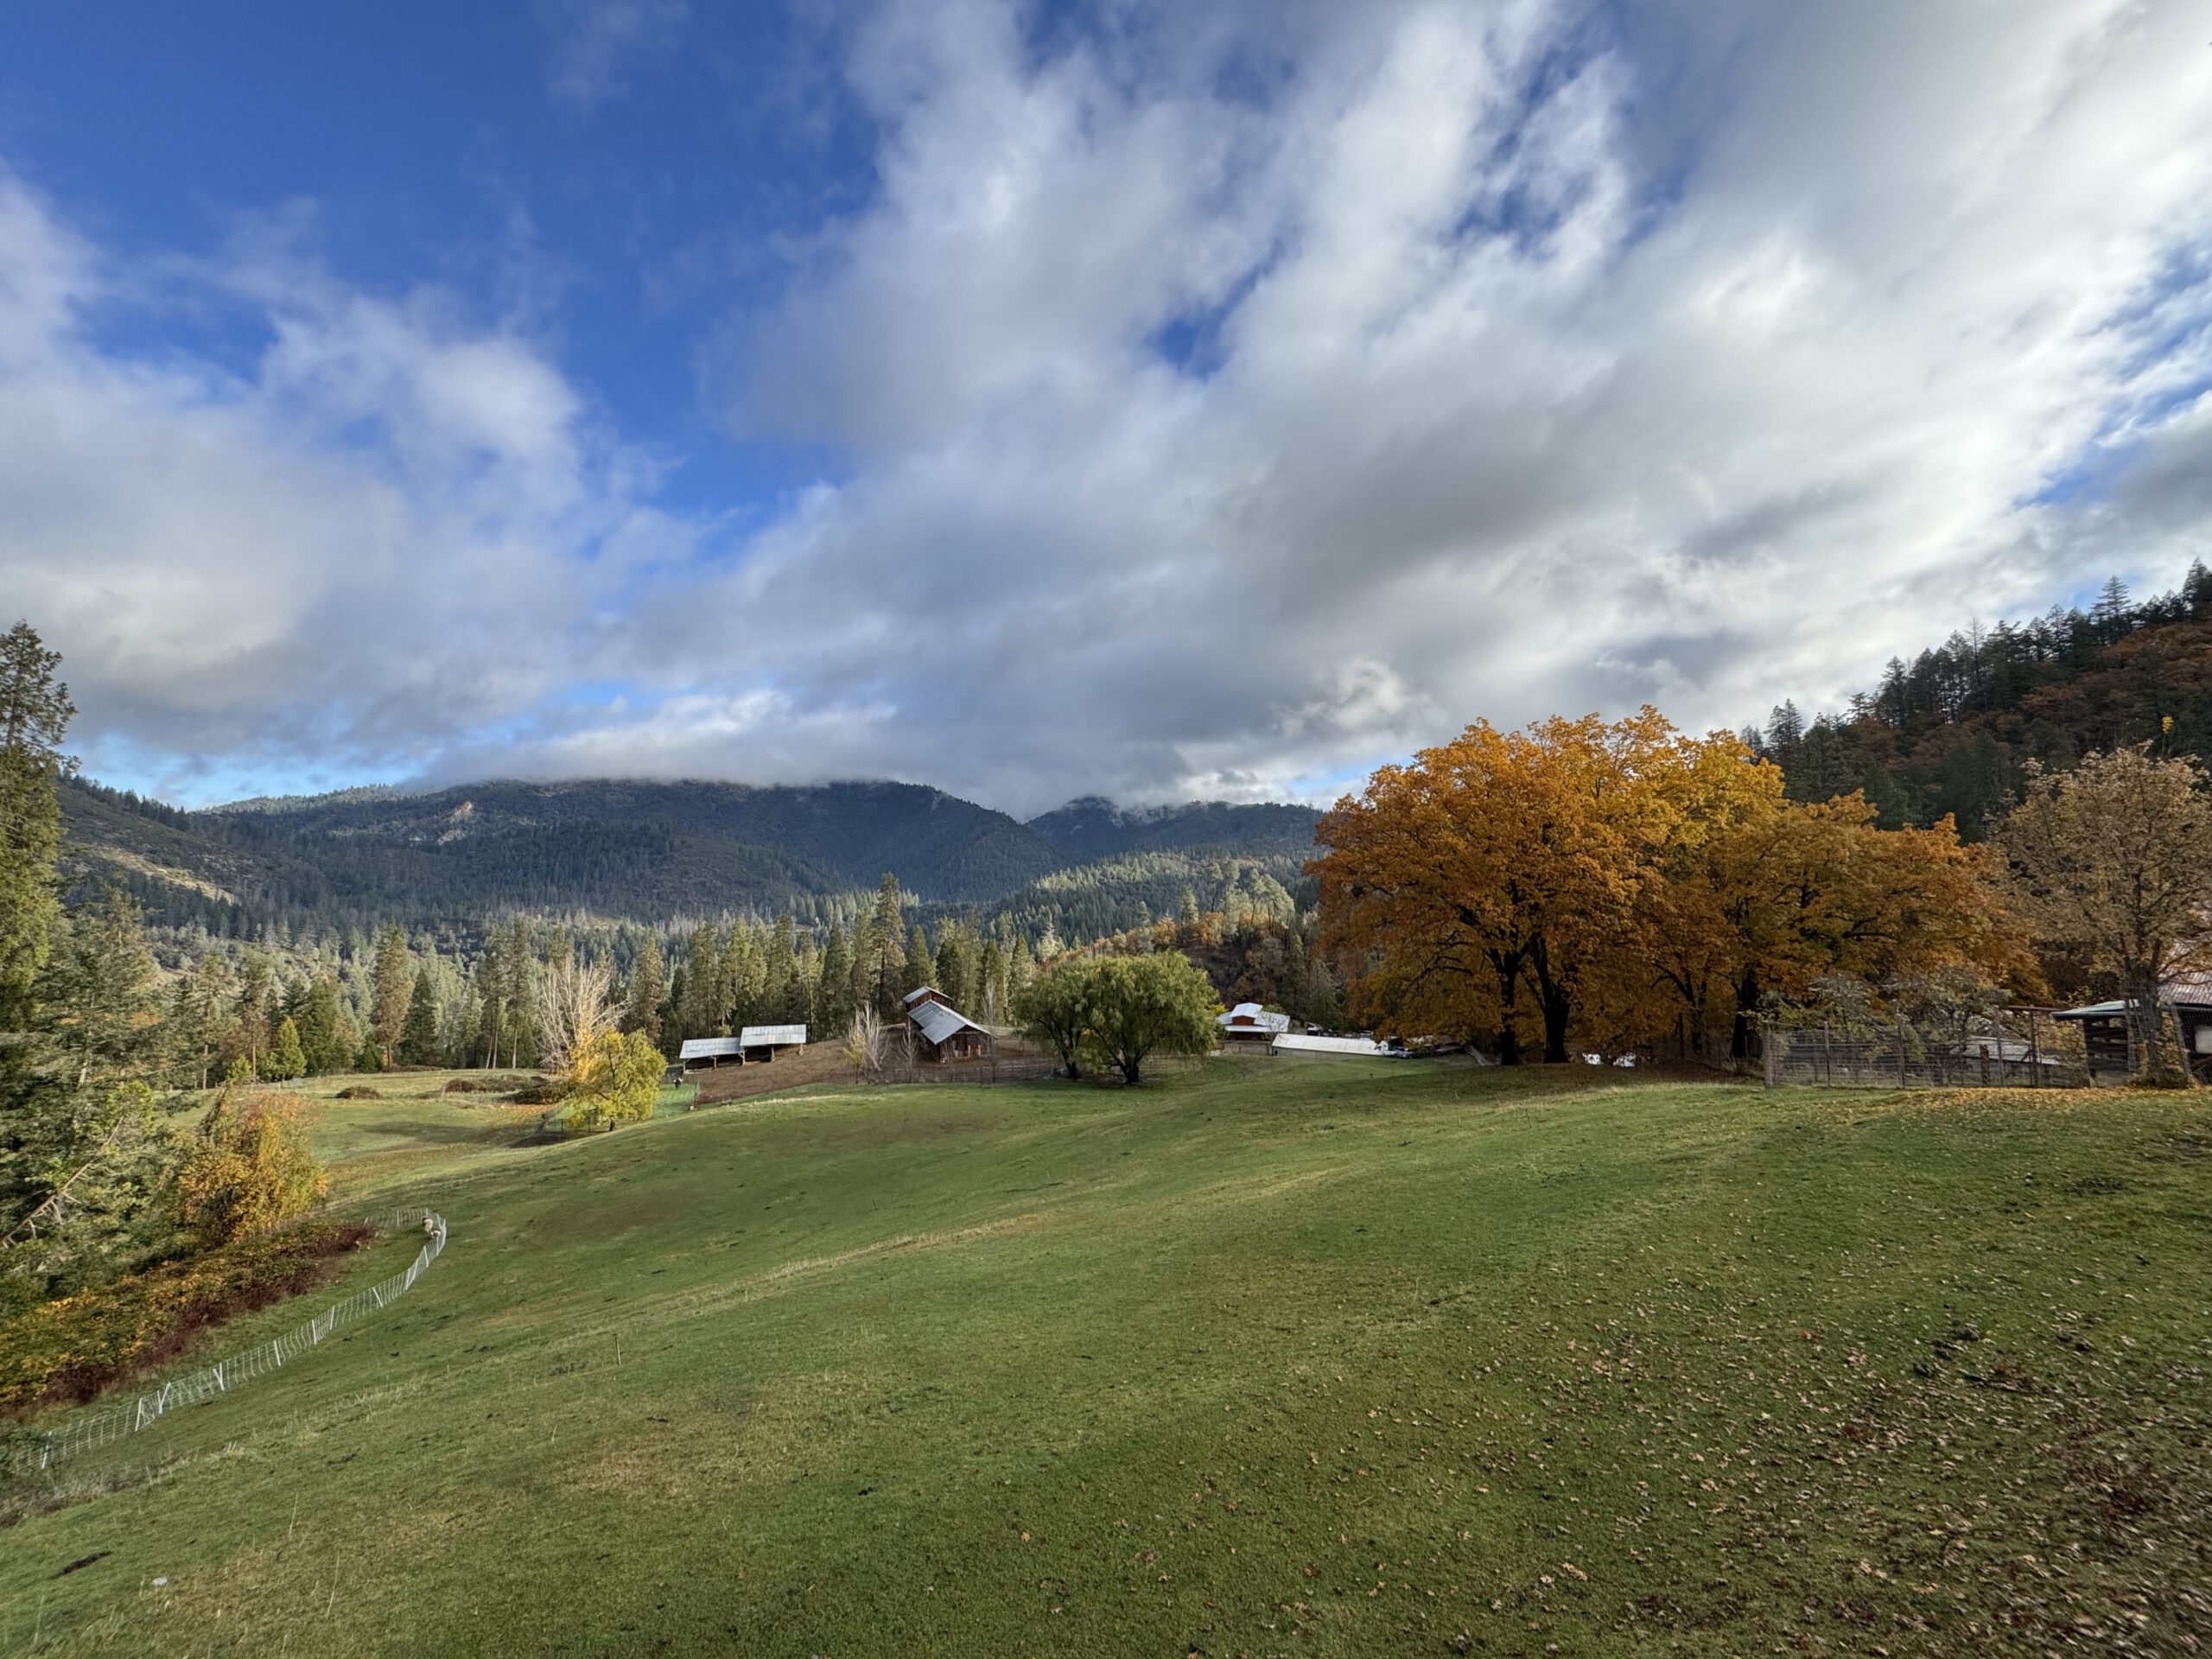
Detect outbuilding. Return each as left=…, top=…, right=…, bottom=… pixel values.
left=677, top=1037, right=741, bottom=1070
left=2051, top=974, right=2212, bottom=1082
left=1217, top=1002, right=1292, bottom=1043
left=907, top=995, right=993, bottom=1063
left=737, top=1024, right=808, bottom=1063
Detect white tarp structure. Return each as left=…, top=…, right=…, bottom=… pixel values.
left=1271, top=1033, right=1382, bottom=1058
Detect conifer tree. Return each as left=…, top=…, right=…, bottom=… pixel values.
left=621, top=932, right=665, bottom=1046
left=866, top=875, right=906, bottom=1016
left=680, top=925, right=721, bottom=1038
left=903, top=925, right=935, bottom=1001
left=397, top=968, right=440, bottom=1065
left=815, top=925, right=854, bottom=1034
left=265, top=1015, right=307, bottom=1081
left=169, top=955, right=231, bottom=1090
left=0, top=620, right=72, bottom=1024
left=232, top=952, right=274, bottom=1076
left=764, top=916, right=798, bottom=1022
left=372, top=922, right=410, bottom=1052
left=297, top=975, right=346, bottom=1074
left=41, top=884, right=158, bottom=1088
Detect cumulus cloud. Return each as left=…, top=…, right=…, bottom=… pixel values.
left=0, top=172, right=677, bottom=800
left=10, top=1, right=2212, bottom=815
left=654, top=0, right=2212, bottom=809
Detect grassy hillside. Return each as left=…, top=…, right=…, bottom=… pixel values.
left=3, top=1065, right=2206, bottom=1655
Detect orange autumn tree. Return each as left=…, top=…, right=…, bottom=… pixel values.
left=1315, top=709, right=2031, bottom=1063
left=1314, top=710, right=1770, bottom=1062
left=1612, top=794, right=2035, bottom=1060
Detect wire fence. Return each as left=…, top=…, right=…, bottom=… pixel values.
left=9, top=1207, right=448, bottom=1473
left=1764, top=1011, right=2089, bottom=1090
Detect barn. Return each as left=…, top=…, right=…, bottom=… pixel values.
left=906, top=990, right=993, bottom=1063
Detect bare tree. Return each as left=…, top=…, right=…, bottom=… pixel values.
left=2001, top=747, right=2212, bottom=1083
left=844, top=1005, right=887, bottom=1078
left=533, top=955, right=615, bottom=1076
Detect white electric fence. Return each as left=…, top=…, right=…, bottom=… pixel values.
left=11, top=1208, right=448, bottom=1473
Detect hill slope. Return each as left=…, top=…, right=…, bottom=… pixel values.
left=4, top=1065, right=2204, bottom=1656
left=1026, top=797, right=1322, bottom=861
left=1760, top=561, right=2212, bottom=837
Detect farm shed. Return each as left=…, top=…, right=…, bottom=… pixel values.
left=737, top=1024, right=808, bottom=1063
left=908, top=997, right=993, bottom=1063
left=677, top=1037, right=741, bottom=1070
left=1217, top=1002, right=1292, bottom=1043
left=2052, top=974, right=2212, bottom=1082
left=904, top=985, right=951, bottom=1012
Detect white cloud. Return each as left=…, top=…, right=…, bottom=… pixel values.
left=662, top=0, right=2212, bottom=810
left=10, top=0, right=2212, bottom=817
left=0, top=172, right=674, bottom=801
left=540, top=0, right=691, bottom=111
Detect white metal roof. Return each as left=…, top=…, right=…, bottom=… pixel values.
left=903, top=985, right=944, bottom=1006
left=738, top=1025, right=808, bottom=1048
left=1218, top=1003, right=1291, bottom=1033
left=1271, top=1033, right=1382, bottom=1058
left=910, top=1000, right=988, bottom=1045
left=677, top=1037, right=741, bottom=1059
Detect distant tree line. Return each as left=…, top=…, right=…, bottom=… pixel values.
left=1748, top=563, right=2212, bottom=841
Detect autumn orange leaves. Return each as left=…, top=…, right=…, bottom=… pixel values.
left=1313, top=709, right=2025, bottom=1063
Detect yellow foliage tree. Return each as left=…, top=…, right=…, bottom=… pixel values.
left=176, top=1091, right=329, bottom=1244
left=561, top=1029, right=664, bottom=1128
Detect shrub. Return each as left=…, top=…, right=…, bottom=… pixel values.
left=175, top=1092, right=330, bottom=1246
left=0, top=1221, right=372, bottom=1414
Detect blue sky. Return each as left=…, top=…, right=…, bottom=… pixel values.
left=3, top=1, right=2209, bottom=812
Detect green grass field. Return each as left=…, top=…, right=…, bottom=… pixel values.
left=3, top=1060, right=2208, bottom=1656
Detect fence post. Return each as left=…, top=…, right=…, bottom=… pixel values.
left=1897, top=1016, right=1909, bottom=1089
left=1762, top=1020, right=1780, bottom=1088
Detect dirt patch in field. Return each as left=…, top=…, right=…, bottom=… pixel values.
left=690, top=1044, right=855, bottom=1105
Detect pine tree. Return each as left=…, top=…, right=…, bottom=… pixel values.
left=397, top=968, right=440, bottom=1065
left=265, top=1015, right=307, bottom=1081
left=680, top=925, right=721, bottom=1038
left=902, top=926, right=935, bottom=1001
left=41, top=883, right=158, bottom=1088
left=764, top=916, right=798, bottom=1022
left=297, top=975, right=346, bottom=1074
left=233, top=952, right=274, bottom=1076
left=372, top=922, right=411, bottom=1052
left=0, top=620, right=73, bottom=1023
left=621, top=932, right=665, bottom=1045
left=867, top=875, right=906, bottom=1016
left=168, top=955, right=231, bottom=1090
left=816, top=925, right=854, bottom=1034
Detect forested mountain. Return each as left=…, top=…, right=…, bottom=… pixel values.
left=57, top=775, right=1319, bottom=946
left=1756, top=563, right=2212, bottom=839
left=1025, top=798, right=1322, bottom=861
